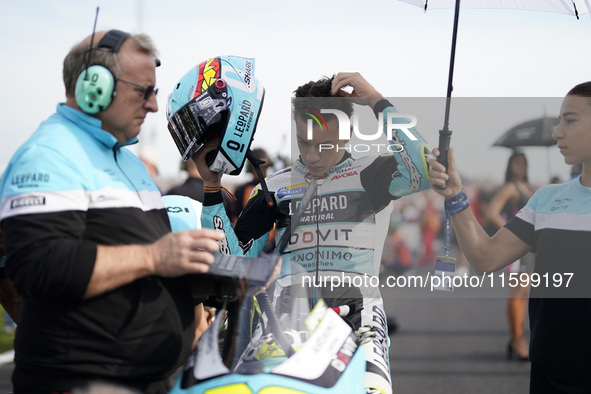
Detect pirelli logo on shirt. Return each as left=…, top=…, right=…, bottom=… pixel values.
left=10, top=196, right=46, bottom=209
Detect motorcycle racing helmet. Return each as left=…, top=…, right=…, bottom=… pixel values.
left=166, top=56, right=265, bottom=175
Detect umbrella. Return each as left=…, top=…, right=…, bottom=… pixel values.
left=492, top=116, right=561, bottom=181
left=493, top=116, right=560, bottom=148
left=401, top=1, right=591, bottom=16
left=397, top=0, right=590, bottom=168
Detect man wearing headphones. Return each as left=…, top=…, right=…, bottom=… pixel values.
left=0, top=30, right=223, bottom=393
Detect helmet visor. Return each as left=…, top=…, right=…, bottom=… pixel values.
left=167, top=88, right=229, bottom=161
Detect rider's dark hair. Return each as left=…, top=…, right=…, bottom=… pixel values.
left=292, top=75, right=354, bottom=123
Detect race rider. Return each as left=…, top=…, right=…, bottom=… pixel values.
left=193, top=72, right=432, bottom=394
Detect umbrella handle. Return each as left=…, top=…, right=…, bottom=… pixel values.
left=437, top=131, right=451, bottom=169
left=433, top=130, right=452, bottom=190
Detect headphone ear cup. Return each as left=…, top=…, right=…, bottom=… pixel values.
left=75, top=65, right=116, bottom=114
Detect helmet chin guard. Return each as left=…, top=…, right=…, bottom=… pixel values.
left=167, top=56, right=265, bottom=175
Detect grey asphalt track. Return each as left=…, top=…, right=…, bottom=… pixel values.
left=382, top=270, right=530, bottom=394
left=0, top=360, right=12, bottom=393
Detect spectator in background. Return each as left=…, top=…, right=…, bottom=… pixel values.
left=487, top=151, right=534, bottom=361
left=381, top=207, right=413, bottom=275
left=139, top=145, right=171, bottom=191
left=472, top=188, right=496, bottom=236
left=139, top=145, right=161, bottom=179
left=166, top=158, right=205, bottom=202
left=419, top=191, right=441, bottom=266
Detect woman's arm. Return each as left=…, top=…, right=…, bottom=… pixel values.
left=428, top=148, right=531, bottom=274
left=486, top=183, right=517, bottom=229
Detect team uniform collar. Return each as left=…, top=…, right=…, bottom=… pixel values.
left=294, top=152, right=354, bottom=179
left=57, top=104, right=139, bottom=150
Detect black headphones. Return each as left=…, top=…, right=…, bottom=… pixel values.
left=74, top=29, right=129, bottom=114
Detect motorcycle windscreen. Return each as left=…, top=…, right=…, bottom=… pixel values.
left=180, top=261, right=361, bottom=390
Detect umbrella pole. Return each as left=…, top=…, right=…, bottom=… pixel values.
left=437, top=0, right=461, bottom=169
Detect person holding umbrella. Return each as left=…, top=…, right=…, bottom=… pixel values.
left=427, top=82, right=591, bottom=392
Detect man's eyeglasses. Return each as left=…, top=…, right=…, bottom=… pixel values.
left=117, top=78, right=158, bottom=100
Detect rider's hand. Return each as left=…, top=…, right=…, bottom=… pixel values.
left=148, top=228, right=224, bottom=277
left=192, top=139, right=223, bottom=188
left=428, top=148, right=464, bottom=199
left=331, top=72, right=384, bottom=109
